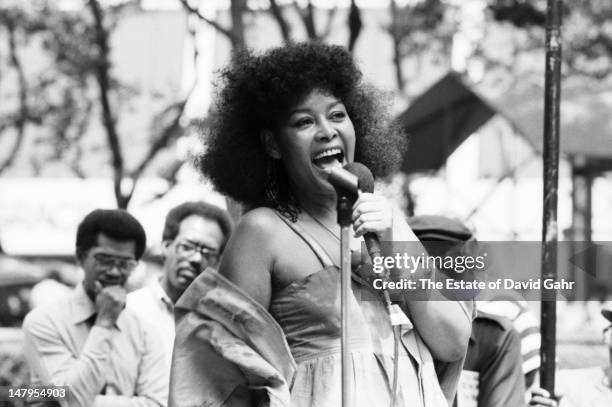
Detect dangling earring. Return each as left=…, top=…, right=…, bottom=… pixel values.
left=264, top=157, right=300, bottom=222
left=265, top=158, right=280, bottom=206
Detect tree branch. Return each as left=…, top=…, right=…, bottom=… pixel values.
left=68, top=95, right=93, bottom=179
left=0, top=21, right=28, bottom=174
left=269, top=0, right=292, bottom=42
left=88, top=0, right=126, bottom=207
left=130, top=99, right=187, bottom=182
left=0, top=129, right=26, bottom=174
left=127, top=21, right=200, bottom=199
left=230, top=0, right=246, bottom=48
left=179, top=0, right=237, bottom=45
left=292, top=0, right=317, bottom=40
left=389, top=0, right=405, bottom=91
left=319, top=4, right=338, bottom=40
left=347, top=0, right=362, bottom=52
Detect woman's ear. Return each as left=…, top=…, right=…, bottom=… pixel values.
left=260, top=130, right=282, bottom=159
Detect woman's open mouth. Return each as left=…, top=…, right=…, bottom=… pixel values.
left=312, top=147, right=344, bottom=170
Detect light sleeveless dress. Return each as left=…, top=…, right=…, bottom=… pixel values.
left=269, top=213, right=449, bottom=407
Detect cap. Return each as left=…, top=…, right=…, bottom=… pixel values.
left=407, top=215, right=474, bottom=242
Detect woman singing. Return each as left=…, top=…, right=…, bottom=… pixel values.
left=170, top=42, right=471, bottom=407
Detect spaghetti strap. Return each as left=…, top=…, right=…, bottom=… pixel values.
left=272, top=210, right=336, bottom=269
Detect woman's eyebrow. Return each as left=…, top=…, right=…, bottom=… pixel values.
left=289, top=100, right=343, bottom=115
left=288, top=107, right=310, bottom=115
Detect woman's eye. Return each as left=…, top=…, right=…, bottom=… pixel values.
left=330, top=111, right=346, bottom=120
left=293, top=117, right=313, bottom=127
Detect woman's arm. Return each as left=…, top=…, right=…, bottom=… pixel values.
left=404, top=294, right=472, bottom=361
left=352, top=194, right=471, bottom=362
left=391, top=208, right=472, bottom=361
left=217, top=208, right=278, bottom=309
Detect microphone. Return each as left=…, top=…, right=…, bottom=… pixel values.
left=325, top=163, right=382, bottom=261
left=323, top=162, right=373, bottom=195
left=324, top=166, right=358, bottom=198
left=343, top=162, right=374, bottom=193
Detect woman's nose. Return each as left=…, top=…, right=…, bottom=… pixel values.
left=317, top=119, right=337, bottom=140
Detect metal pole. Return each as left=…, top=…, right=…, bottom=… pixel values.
left=340, top=224, right=352, bottom=407
left=540, top=0, right=562, bottom=395
left=337, top=194, right=354, bottom=407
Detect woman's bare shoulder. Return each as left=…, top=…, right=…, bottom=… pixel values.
left=221, top=207, right=284, bottom=257
left=239, top=207, right=282, bottom=231
left=230, top=207, right=289, bottom=245
left=218, top=207, right=285, bottom=307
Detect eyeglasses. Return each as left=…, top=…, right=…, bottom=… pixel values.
left=93, top=253, right=138, bottom=272
left=175, top=241, right=219, bottom=263
left=604, top=326, right=612, bottom=346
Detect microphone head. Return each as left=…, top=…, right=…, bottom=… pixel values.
left=343, top=162, right=374, bottom=193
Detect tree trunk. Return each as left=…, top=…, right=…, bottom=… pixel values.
left=0, top=22, right=28, bottom=175
left=230, top=0, right=246, bottom=48
left=269, top=0, right=292, bottom=43
left=88, top=0, right=126, bottom=208
left=390, top=0, right=405, bottom=91
left=347, top=0, right=362, bottom=52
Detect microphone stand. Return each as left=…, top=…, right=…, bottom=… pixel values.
left=337, top=192, right=354, bottom=407
left=326, top=164, right=405, bottom=407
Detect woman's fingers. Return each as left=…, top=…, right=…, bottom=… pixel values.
left=352, top=201, right=387, bottom=221
left=529, top=387, right=558, bottom=407
left=352, top=192, right=392, bottom=237
left=354, top=218, right=388, bottom=237
left=353, top=212, right=383, bottom=226
left=529, top=396, right=557, bottom=407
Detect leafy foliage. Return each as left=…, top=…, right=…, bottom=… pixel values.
left=488, top=0, right=546, bottom=28
left=386, top=0, right=458, bottom=91
left=486, top=0, right=612, bottom=80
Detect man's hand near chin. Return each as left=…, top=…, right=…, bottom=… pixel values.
left=94, top=281, right=127, bottom=329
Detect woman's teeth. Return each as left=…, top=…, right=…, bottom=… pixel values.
left=312, top=148, right=343, bottom=168
left=313, top=148, right=342, bottom=161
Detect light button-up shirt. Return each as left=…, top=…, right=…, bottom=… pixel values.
left=127, top=278, right=175, bottom=366
left=23, top=283, right=168, bottom=407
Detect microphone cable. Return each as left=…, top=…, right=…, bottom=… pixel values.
left=377, top=267, right=408, bottom=407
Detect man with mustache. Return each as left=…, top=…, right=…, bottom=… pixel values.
left=128, top=201, right=233, bottom=363
left=23, top=209, right=168, bottom=406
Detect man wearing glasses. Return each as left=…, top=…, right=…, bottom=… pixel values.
left=23, top=209, right=168, bottom=406
left=128, top=201, right=233, bottom=363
